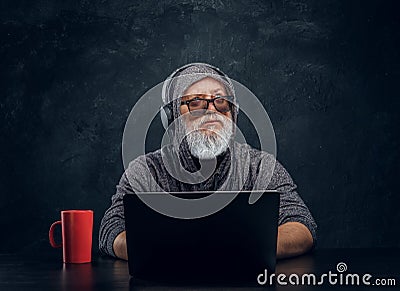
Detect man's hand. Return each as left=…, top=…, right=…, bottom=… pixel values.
left=113, top=231, right=128, bottom=260
left=276, top=222, right=313, bottom=259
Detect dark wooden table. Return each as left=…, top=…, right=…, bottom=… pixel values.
left=1, top=248, right=399, bottom=290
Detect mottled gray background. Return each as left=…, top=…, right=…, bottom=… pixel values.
left=1, top=0, right=399, bottom=253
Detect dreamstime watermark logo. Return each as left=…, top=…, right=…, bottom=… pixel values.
left=336, top=262, right=347, bottom=272
left=257, top=262, right=397, bottom=287
left=122, top=74, right=277, bottom=219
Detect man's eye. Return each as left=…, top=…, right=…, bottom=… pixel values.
left=189, top=100, right=202, bottom=107
left=215, top=98, right=228, bottom=105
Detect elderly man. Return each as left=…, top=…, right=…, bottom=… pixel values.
left=99, top=63, right=317, bottom=260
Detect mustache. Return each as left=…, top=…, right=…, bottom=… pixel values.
left=191, top=113, right=227, bottom=128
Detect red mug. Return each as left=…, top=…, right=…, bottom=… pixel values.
left=49, top=210, right=93, bottom=263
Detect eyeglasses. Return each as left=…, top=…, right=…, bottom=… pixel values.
left=180, top=94, right=234, bottom=116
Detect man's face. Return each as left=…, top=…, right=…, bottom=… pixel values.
left=179, top=77, right=233, bottom=134
left=179, top=77, right=234, bottom=159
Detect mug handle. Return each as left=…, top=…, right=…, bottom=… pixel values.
left=49, top=221, right=62, bottom=248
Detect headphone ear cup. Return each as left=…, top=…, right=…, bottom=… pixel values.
left=160, top=104, right=173, bottom=130
left=234, top=102, right=240, bottom=116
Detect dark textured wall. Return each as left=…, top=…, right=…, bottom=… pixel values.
left=1, top=0, right=399, bottom=253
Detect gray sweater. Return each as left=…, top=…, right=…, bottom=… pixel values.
left=99, top=142, right=317, bottom=257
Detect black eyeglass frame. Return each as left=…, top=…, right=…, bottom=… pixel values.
left=180, top=94, right=235, bottom=115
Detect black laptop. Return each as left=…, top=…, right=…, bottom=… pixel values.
left=123, top=190, right=280, bottom=284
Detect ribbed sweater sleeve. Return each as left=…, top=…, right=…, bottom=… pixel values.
left=98, top=172, right=130, bottom=257
left=268, top=160, right=317, bottom=244
left=98, top=157, right=149, bottom=257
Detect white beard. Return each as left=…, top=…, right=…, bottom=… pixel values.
left=185, top=113, right=233, bottom=159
